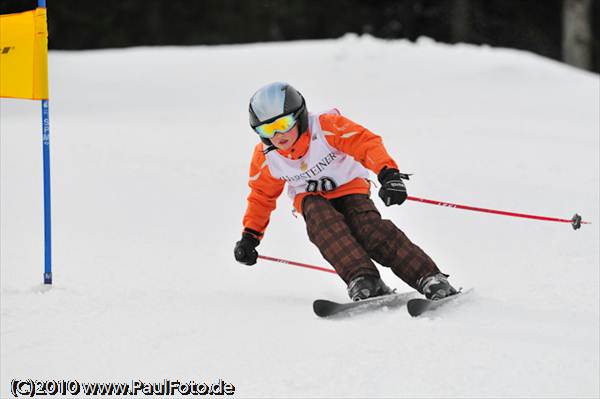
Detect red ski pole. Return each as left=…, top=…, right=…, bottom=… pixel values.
left=257, top=255, right=337, bottom=274
left=407, top=196, right=589, bottom=230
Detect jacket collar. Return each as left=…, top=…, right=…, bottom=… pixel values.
left=276, top=129, right=311, bottom=160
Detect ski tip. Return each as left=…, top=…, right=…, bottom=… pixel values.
left=313, top=299, right=334, bottom=318
left=406, top=299, right=428, bottom=317
left=407, top=288, right=474, bottom=317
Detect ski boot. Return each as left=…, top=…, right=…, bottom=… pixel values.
left=417, top=273, right=458, bottom=300
left=347, top=275, right=393, bottom=302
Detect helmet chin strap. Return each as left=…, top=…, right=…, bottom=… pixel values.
left=262, top=129, right=305, bottom=155
left=291, top=124, right=308, bottom=146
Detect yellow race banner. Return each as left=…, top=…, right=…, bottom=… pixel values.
left=0, top=7, right=49, bottom=100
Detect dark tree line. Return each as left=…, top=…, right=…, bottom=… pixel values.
left=1, top=0, right=598, bottom=72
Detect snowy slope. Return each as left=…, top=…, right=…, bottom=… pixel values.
left=1, top=35, right=599, bottom=398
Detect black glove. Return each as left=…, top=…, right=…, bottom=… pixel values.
left=377, top=167, right=408, bottom=206
left=234, top=233, right=260, bottom=266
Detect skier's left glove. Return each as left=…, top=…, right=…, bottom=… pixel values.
left=234, top=233, right=260, bottom=266
left=377, top=167, right=408, bottom=206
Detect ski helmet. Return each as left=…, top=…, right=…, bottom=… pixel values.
left=248, top=82, right=308, bottom=146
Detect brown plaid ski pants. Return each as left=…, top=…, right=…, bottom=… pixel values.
left=302, top=194, right=441, bottom=289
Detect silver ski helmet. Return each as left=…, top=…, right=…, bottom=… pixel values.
left=248, top=82, right=308, bottom=146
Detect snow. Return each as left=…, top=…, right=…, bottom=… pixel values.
left=1, top=34, right=599, bottom=398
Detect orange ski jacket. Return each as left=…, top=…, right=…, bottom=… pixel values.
left=242, top=112, right=398, bottom=241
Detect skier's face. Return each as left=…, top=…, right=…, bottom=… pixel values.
left=270, top=125, right=299, bottom=151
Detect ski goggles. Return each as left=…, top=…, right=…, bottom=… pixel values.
left=254, top=113, right=297, bottom=139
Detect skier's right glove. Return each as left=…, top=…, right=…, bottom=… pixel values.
left=234, top=233, right=260, bottom=266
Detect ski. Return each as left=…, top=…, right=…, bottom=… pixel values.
left=313, top=291, right=417, bottom=318
left=406, top=288, right=473, bottom=317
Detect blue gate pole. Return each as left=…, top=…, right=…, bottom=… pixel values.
left=39, top=0, right=51, bottom=285
left=42, top=99, right=52, bottom=285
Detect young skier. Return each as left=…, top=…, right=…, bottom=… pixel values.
left=234, top=82, right=458, bottom=301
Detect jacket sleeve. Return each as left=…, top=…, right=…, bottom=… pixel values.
left=319, top=113, right=398, bottom=175
left=242, top=144, right=286, bottom=240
